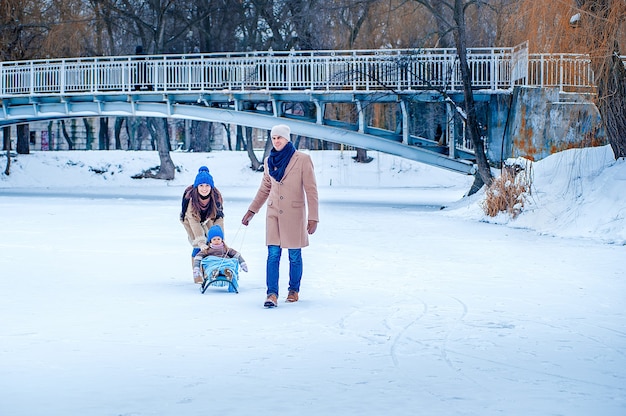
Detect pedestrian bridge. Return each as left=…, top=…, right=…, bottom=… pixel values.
left=0, top=43, right=597, bottom=174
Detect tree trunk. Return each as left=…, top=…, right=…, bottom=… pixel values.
left=353, top=148, right=374, bottom=163
left=578, top=0, right=626, bottom=159
left=429, top=0, right=454, bottom=47
left=236, top=124, right=246, bottom=151
left=126, top=118, right=141, bottom=150
left=3, top=126, right=11, bottom=175
left=190, top=121, right=211, bottom=152
left=452, top=0, right=493, bottom=187
left=16, top=124, right=30, bottom=154
left=60, top=120, right=75, bottom=150
left=83, top=119, right=94, bottom=150
left=150, top=118, right=176, bottom=180
left=261, top=128, right=274, bottom=162
left=114, top=118, right=124, bottom=149
left=99, top=118, right=110, bottom=150
left=222, top=123, right=232, bottom=151
left=467, top=173, right=485, bottom=196
left=596, top=48, right=626, bottom=158
left=243, top=125, right=263, bottom=171
left=47, top=122, right=54, bottom=150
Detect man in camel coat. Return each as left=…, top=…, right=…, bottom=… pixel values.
left=241, top=124, right=319, bottom=308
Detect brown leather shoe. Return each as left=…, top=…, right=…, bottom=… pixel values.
left=286, top=290, right=299, bottom=303
left=264, top=294, right=278, bottom=308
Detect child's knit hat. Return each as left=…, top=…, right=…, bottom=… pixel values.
left=207, top=225, right=224, bottom=241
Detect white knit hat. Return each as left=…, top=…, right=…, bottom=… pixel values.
left=270, top=124, right=291, bottom=141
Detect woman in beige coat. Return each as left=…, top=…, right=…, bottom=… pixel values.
left=242, top=124, right=319, bottom=308
left=181, top=166, right=225, bottom=283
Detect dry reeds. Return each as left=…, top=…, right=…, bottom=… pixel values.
left=482, top=162, right=532, bottom=219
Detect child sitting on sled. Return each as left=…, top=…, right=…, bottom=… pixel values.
left=192, top=225, right=248, bottom=292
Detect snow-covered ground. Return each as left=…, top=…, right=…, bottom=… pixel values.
left=0, top=147, right=624, bottom=415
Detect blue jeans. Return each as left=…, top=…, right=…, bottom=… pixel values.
left=266, top=245, right=302, bottom=296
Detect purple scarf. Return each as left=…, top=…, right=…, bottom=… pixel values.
left=268, top=142, right=296, bottom=182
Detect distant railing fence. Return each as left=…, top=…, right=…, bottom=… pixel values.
left=527, top=53, right=596, bottom=92
left=2, top=44, right=617, bottom=98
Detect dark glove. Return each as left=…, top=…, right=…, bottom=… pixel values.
left=242, top=210, right=255, bottom=226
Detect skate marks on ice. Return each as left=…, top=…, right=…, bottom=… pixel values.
left=336, top=292, right=626, bottom=407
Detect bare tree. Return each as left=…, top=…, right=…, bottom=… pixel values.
left=326, top=0, right=379, bottom=162
left=91, top=0, right=195, bottom=179
left=575, top=0, right=626, bottom=159
left=0, top=0, right=44, bottom=60
left=194, top=0, right=244, bottom=52
left=410, top=0, right=494, bottom=192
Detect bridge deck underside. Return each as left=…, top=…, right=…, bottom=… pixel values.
left=0, top=91, right=480, bottom=175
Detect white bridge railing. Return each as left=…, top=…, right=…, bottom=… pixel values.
left=0, top=44, right=610, bottom=98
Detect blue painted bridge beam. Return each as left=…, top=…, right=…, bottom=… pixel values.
left=0, top=96, right=476, bottom=175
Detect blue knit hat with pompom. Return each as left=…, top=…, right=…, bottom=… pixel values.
left=207, top=225, right=224, bottom=241
left=194, top=166, right=214, bottom=188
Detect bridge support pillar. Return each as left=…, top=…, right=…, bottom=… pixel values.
left=314, top=100, right=323, bottom=125
left=446, top=102, right=456, bottom=158
left=271, top=98, right=281, bottom=117
left=400, top=100, right=408, bottom=145
left=356, top=99, right=365, bottom=133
